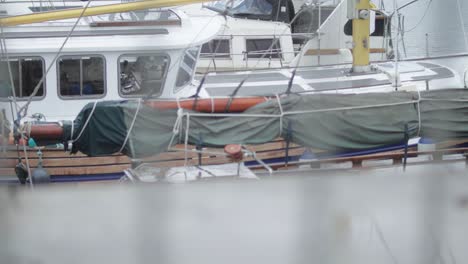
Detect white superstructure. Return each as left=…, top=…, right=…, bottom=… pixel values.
left=0, top=7, right=222, bottom=121
left=0, top=0, right=463, bottom=128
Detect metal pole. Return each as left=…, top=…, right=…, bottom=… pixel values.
left=394, top=10, right=400, bottom=90
left=425, top=33, right=429, bottom=57
left=317, top=1, right=322, bottom=65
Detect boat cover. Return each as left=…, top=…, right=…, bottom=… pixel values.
left=67, top=89, right=468, bottom=158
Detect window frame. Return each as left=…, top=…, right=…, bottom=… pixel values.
left=200, top=39, right=232, bottom=59
left=174, top=47, right=200, bottom=92
left=29, top=6, right=82, bottom=12
left=57, top=54, right=107, bottom=100
left=245, top=38, right=283, bottom=59
left=0, top=56, right=46, bottom=101
left=117, top=53, right=171, bottom=98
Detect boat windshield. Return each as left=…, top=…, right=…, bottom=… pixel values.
left=205, top=0, right=273, bottom=16
left=89, top=9, right=181, bottom=24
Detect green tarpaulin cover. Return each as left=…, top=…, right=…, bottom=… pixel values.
left=68, top=89, right=468, bottom=158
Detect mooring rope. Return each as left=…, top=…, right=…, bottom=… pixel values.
left=70, top=100, right=98, bottom=143
left=118, top=99, right=142, bottom=154
left=275, top=94, right=284, bottom=136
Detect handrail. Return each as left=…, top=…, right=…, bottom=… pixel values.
left=250, top=146, right=468, bottom=171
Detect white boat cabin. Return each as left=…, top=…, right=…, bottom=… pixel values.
left=0, top=8, right=222, bottom=121
left=179, top=0, right=298, bottom=71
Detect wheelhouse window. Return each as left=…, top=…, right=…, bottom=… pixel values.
left=201, top=39, right=231, bottom=58
left=58, top=56, right=105, bottom=98
left=90, top=9, right=181, bottom=26
left=246, top=39, right=282, bottom=59
left=175, top=47, right=200, bottom=89
left=119, top=54, right=169, bottom=97
left=29, top=6, right=81, bottom=12
left=204, top=0, right=273, bottom=16
left=0, top=57, right=45, bottom=99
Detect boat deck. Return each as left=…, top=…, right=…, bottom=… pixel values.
left=201, top=62, right=456, bottom=96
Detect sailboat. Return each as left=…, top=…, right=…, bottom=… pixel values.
left=0, top=0, right=466, bottom=183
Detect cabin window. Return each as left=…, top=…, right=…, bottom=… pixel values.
left=90, top=9, right=181, bottom=26
left=204, top=0, right=273, bottom=16
left=245, top=38, right=282, bottom=59
left=200, top=39, right=231, bottom=58
left=0, top=57, right=45, bottom=99
left=119, top=54, right=169, bottom=97
left=29, top=6, right=81, bottom=12
left=175, top=47, right=200, bottom=89
left=58, top=55, right=105, bottom=98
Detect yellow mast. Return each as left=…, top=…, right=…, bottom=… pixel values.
left=347, top=0, right=372, bottom=72
left=0, top=0, right=213, bottom=27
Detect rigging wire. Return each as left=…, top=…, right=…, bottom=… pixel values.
left=16, top=0, right=92, bottom=119
left=0, top=0, right=92, bottom=186
left=455, top=0, right=468, bottom=52
left=1, top=18, right=34, bottom=187
left=181, top=6, right=230, bottom=104
left=69, top=6, right=232, bottom=155
left=400, top=0, right=432, bottom=33
left=284, top=1, right=320, bottom=94
left=384, top=0, right=429, bottom=58
left=220, top=5, right=320, bottom=99
left=143, top=13, right=220, bottom=100
left=391, top=0, right=466, bottom=57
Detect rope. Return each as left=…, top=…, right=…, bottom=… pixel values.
left=176, top=96, right=181, bottom=109
left=275, top=94, right=284, bottom=136
left=70, top=119, right=74, bottom=143
left=25, top=122, right=32, bottom=138
left=415, top=89, right=422, bottom=137
left=71, top=101, right=98, bottom=143
left=210, top=97, right=215, bottom=113
left=184, top=112, right=191, bottom=167
left=118, top=99, right=141, bottom=154
left=167, top=97, right=183, bottom=149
